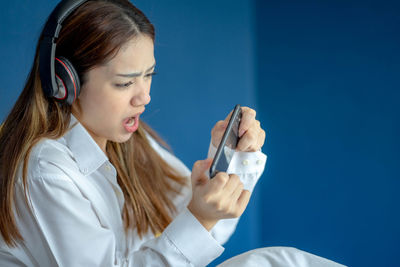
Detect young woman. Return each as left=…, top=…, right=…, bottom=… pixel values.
left=0, top=0, right=267, bottom=266
left=0, top=1, right=347, bottom=266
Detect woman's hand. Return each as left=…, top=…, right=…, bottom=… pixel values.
left=187, top=158, right=250, bottom=231
left=211, top=106, right=265, bottom=152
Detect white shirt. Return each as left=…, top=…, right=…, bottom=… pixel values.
left=0, top=116, right=266, bottom=267
left=217, top=247, right=347, bottom=267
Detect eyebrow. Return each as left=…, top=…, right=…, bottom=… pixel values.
left=116, top=63, right=156, bottom=78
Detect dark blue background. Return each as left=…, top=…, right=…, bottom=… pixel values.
left=1, top=1, right=399, bottom=266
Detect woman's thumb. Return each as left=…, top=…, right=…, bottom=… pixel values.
left=191, top=158, right=213, bottom=185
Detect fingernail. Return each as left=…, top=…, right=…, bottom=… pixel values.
left=239, top=129, right=245, bottom=137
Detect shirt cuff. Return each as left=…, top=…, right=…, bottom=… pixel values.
left=207, top=142, right=267, bottom=192
left=163, top=207, right=224, bottom=266
left=208, top=142, right=267, bottom=175
left=227, top=150, right=267, bottom=175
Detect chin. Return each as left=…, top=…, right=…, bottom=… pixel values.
left=112, top=133, right=134, bottom=144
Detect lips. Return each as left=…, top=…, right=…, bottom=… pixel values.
left=123, top=116, right=138, bottom=133
left=123, top=110, right=144, bottom=133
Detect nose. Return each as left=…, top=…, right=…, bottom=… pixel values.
left=131, top=82, right=151, bottom=106
left=135, top=92, right=151, bottom=106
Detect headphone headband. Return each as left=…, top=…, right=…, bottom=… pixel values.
left=39, top=0, right=88, bottom=104
left=42, top=0, right=88, bottom=38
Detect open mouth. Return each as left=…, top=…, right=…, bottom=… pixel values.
left=125, top=117, right=135, bottom=127
left=123, top=115, right=139, bottom=133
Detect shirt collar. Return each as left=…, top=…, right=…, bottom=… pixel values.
left=63, top=115, right=108, bottom=176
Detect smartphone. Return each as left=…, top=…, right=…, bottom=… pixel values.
left=209, top=104, right=242, bottom=178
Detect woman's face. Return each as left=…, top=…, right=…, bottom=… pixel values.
left=72, top=35, right=155, bottom=152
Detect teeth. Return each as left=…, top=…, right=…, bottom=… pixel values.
left=126, top=117, right=135, bottom=127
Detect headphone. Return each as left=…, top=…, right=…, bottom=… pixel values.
left=39, top=0, right=89, bottom=105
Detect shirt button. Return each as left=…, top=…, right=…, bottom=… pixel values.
left=242, top=160, right=249, bottom=166
left=105, top=165, right=111, bottom=171
left=256, top=160, right=263, bottom=165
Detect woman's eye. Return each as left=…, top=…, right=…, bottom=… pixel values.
left=145, top=72, right=157, bottom=78
left=115, top=72, right=156, bottom=88
left=115, top=81, right=133, bottom=88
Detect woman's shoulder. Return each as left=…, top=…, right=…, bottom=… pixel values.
left=25, top=137, right=78, bottom=181
left=31, top=136, right=71, bottom=159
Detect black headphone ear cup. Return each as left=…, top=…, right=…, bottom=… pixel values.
left=54, top=56, right=81, bottom=105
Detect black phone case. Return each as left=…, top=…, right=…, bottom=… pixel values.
left=209, top=104, right=242, bottom=178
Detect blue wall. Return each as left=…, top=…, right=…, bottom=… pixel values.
left=255, top=1, right=400, bottom=267
left=1, top=1, right=399, bottom=266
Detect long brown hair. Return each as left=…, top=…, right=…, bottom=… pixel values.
left=0, top=0, right=186, bottom=247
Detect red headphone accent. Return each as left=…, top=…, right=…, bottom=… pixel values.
left=55, top=57, right=77, bottom=102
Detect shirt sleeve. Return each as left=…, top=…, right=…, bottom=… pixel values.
left=131, top=208, right=224, bottom=267
left=146, top=132, right=267, bottom=246
left=207, top=142, right=267, bottom=244
left=15, top=173, right=223, bottom=267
